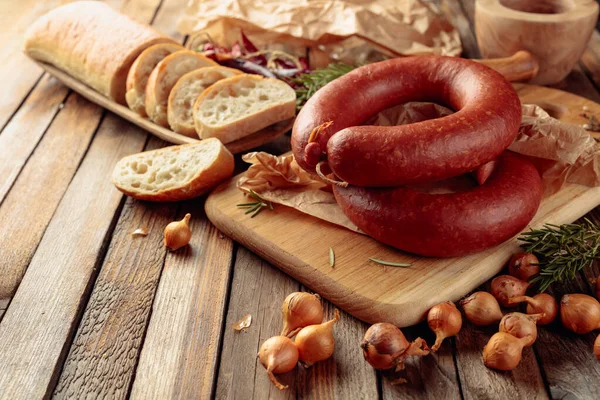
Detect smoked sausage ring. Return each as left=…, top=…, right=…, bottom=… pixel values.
left=333, top=151, right=542, bottom=257
left=291, top=56, right=522, bottom=187
left=291, top=56, right=543, bottom=257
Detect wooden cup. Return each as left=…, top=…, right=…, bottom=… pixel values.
left=475, top=0, right=599, bottom=85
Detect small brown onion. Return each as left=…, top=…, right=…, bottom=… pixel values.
left=508, top=252, right=540, bottom=281
left=460, top=292, right=503, bottom=326
left=483, top=332, right=531, bottom=371
left=164, top=214, right=192, bottom=251
left=258, top=336, right=299, bottom=390
left=281, top=292, right=323, bottom=337
left=499, top=312, right=543, bottom=346
left=491, top=275, right=530, bottom=307
left=594, top=334, right=600, bottom=361
left=560, top=293, right=600, bottom=334
left=361, top=323, right=429, bottom=371
left=507, top=294, right=558, bottom=325
left=295, top=309, right=340, bottom=366
left=428, top=301, right=462, bottom=351
left=596, top=277, right=600, bottom=302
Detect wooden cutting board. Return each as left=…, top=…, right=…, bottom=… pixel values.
left=205, top=84, right=600, bottom=327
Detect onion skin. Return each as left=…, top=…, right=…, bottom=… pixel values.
left=594, top=334, right=600, bottom=361
left=483, top=332, right=530, bottom=371
left=295, top=309, right=340, bottom=366
left=361, top=323, right=429, bottom=371
left=508, top=252, right=540, bottom=281
left=258, top=336, right=299, bottom=390
left=560, top=294, right=600, bottom=334
left=281, top=292, right=323, bottom=338
left=428, top=301, right=462, bottom=352
left=460, top=292, right=503, bottom=326
left=507, top=294, right=558, bottom=325
left=499, top=312, right=543, bottom=347
left=491, top=275, right=530, bottom=307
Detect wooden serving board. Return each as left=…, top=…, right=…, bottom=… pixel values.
left=205, top=84, right=600, bottom=327
left=36, top=61, right=294, bottom=154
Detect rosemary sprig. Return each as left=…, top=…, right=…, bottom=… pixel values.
left=236, top=190, right=273, bottom=218
left=518, top=218, right=600, bottom=292
left=369, top=258, right=412, bottom=268
left=293, top=63, right=355, bottom=110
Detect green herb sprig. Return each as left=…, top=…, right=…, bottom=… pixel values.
left=519, top=218, right=600, bottom=292
left=293, top=63, right=355, bottom=110
left=236, top=190, right=273, bottom=218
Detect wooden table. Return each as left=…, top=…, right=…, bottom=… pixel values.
left=1, top=1, right=600, bottom=399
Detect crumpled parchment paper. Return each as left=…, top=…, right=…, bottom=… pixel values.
left=237, top=102, right=600, bottom=232
left=178, top=0, right=462, bottom=67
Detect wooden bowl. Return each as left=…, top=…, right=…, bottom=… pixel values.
left=475, top=0, right=599, bottom=85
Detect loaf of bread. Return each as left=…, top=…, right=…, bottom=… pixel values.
left=112, top=138, right=234, bottom=202
left=126, top=43, right=184, bottom=116
left=145, top=50, right=218, bottom=127
left=167, top=66, right=242, bottom=138
left=193, top=75, right=296, bottom=144
left=24, top=1, right=177, bottom=104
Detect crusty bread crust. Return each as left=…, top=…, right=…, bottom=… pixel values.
left=167, top=66, right=242, bottom=138
left=24, top=1, right=177, bottom=104
left=145, top=50, right=218, bottom=127
left=112, top=138, right=234, bottom=202
left=193, top=75, right=296, bottom=144
left=126, top=43, right=184, bottom=116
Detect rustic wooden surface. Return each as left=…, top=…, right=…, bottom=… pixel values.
left=1, top=0, right=600, bottom=399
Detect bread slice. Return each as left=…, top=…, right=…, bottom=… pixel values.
left=145, top=50, right=218, bottom=127
left=193, top=75, right=296, bottom=144
left=112, top=138, right=234, bottom=202
left=24, top=1, right=177, bottom=104
left=167, top=66, right=242, bottom=137
left=126, top=43, right=184, bottom=116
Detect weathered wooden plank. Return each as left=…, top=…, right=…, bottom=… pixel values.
left=0, top=74, right=69, bottom=203
left=381, top=324, right=461, bottom=400
left=0, top=114, right=148, bottom=399
left=53, top=139, right=176, bottom=400
left=130, top=204, right=234, bottom=399
left=0, top=0, right=66, bottom=131
left=0, top=93, right=102, bottom=306
left=215, top=248, right=299, bottom=399
left=296, top=292, right=379, bottom=400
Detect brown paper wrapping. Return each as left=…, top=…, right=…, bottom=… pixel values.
left=178, top=0, right=462, bottom=67
left=237, top=103, right=600, bottom=232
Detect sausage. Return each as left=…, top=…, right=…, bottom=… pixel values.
left=332, top=152, right=542, bottom=257
left=291, top=56, right=522, bottom=187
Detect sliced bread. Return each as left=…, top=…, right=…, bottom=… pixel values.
left=167, top=66, right=242, bottom=137
left=145, top=50, right=218, bottom=127
left=126, top=43, right=184, bottom=116
left=112, top=138, right=234, bottom=202
left=24, top=1, right=177, bottom=104
left=193, top=75, right=296, bottom=144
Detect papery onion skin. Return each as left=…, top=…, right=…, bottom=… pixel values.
left=460, top=292, right=503, bottom=326
left=281, top=292, right=324, bottom=337
left=483, top=332, right=530, bottom=371
left=499, top=312, right=543, bottom=346
left=491, top=275, right=530, bottom=307
left=295, top=309, right=340, bottom=366
left=428, top=301, right=462, bottom=352
left=258, top=336, right=299, bottom=390
left=560, top=294, right=600, bottom=334
left=507, top=294, right=558, bottom=325
left=508, top=252, right=540, bottom=281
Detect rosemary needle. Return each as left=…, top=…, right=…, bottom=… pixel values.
left=236, top=190, right=273, bottom=218
left=369, top=258, right=412, bottom=268
left=329, top=247, right=335, bottom=268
